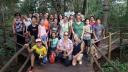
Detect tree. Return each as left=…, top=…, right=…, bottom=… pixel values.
left=0, top=0, right=19, bottom=46
left=103, top=0, right=109, bottom=31
left=82, top=0, right=87, bottom=15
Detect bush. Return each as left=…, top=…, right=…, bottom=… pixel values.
left=102, top=59, right=128, bottom=72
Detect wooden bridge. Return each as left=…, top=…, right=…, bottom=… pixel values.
left=0, top=29, right=128, bottom=72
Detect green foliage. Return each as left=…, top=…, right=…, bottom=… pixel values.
left=20, top=0, right=35, bottom=14
left=102, top=59, right=128, bottom=72
left=87, top=0, right=103, bottom=18
left=108, top=0, right=128, bottom=28
left=0, top=47, right=15, bottom=57
left=5, top=16, right=14, bottom=27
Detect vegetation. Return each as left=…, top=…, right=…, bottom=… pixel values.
left=102, top=59, right=128, bottom=72
left=0, top=0, right=127, bottom=71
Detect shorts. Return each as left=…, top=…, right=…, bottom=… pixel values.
left=41, top=35, right=47, bottom=42
left=32, top=51, right=47, bottom=64
left=83, top=39, right=91, bottom=47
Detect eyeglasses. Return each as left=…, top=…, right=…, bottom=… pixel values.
left=64, top=34, right=68, bottom=36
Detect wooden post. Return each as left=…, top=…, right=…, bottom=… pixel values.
left=108, top=32, right=112, bottom=60
left=119, top=29, right=123, bottom=45
left=119, top=28, right=123, bottom=59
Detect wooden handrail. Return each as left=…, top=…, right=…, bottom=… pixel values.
left=0, top=33, right=32, bottom=72
left=91, top=54, right=104, bottom=72
left=93, top=44, right=120, bottom=72
left=111, top=31, right=119, bottom=36
left=89, top=31, right=120, bottom=72
left=18, top=56, right=30, bottom=72
left=0, top=46, right=26, bottom=72
left=93, top=31, right=119, bottom=44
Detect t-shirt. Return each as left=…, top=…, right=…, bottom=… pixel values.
left=57, top=39, right=73, bottom=53
left=73, top=22, right=84, bottom=38
left=27, top=24, right=38, bottom=39
left=89, top=21, right=96, bottom=26
left=51, top=24, right=58, bottom=33
left=49, top=38, right=59, bottom=48
left=15, top=19, right=24, bottom=33
left=38, top=25, right=47, bottom=37
left=23, top=19, right=31, bottom=31
left=60, top=22, right=70, bottom=38
left=32, top=45, right=47, bottom=55
left=93, top=24, right=104, bottom=40
left=72, top=42, right=81, bottom=55
left=44, top=19, right=49, bottom=30
left=83, top=25, right=92, bottom=40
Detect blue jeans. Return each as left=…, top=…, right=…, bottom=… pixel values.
left=41, top=35, right=47, bottom=42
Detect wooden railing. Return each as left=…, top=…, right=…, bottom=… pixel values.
left=90, top=31, right=121, bottom=72
left=0, top=33, right=32, bottom=72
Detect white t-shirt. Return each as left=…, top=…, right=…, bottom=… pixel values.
left=38, top=25, right=47, bottom=37
left=83, top=25, right=92, bottom=40
left=60, top=22, right=69, bottom=38
left=23, top=18, right=31, bottom=31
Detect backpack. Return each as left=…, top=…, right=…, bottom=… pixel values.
left=49, top=52, right=56, bottom=64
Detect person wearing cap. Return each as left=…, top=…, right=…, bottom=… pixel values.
left=25, top=38, right=47, bottom=71
left=56, top=31, right=73, bottom=66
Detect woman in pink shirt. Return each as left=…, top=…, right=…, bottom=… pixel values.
left=38, top=19, right=48, bottom=48
left=89, top=16, right=96, bottom=26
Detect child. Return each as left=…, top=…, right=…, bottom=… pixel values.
left=48, top=32, right=59, bottom=63
left=81, top=19, right=92, bottom=53
left=25, top=38, right=47, bottom=72
left=49, top=32, right=59, bottom=52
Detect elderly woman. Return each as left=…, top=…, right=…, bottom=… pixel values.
left=56, top=31, right=73, bottom=66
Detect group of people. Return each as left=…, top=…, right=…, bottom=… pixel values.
left=12, top=12, right=105, bottom=71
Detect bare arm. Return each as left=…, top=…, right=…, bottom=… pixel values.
left=102, top=29, right=105, bottom=37
left=25, top=44, right=33, bottom=53
left=74, top=42, right=84, bottom=57
left=93, top=30, right=98, bottom=40
left=81, top=26, right=85, bottom=39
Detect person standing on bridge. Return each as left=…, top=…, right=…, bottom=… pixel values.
left=25, top=38, right=47, bottom=72
left=72, top=14, right=84, bottom=40
left=27, top=16, right=38, bottom=40
left=93, top=18, right=105, bottom=47
left=81, top=19, right=92, bottom=53
left=12, top=12, right=25, bottom=51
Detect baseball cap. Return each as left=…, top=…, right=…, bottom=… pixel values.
left=36, top=38, right=42, bottom=42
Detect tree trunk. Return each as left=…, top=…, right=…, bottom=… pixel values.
left=126, top=0, right=128, bottom=17
left=82, top=0, right=87, bottom=15
left=1, top=3, right=6, bottom=47
left=64, top=0, right=66, bottom=12
left=103, top=0, right=109, bottom=33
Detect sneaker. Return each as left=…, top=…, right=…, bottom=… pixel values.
left=72, top=62, right=76, bottom=66
left=28, top=66, right=33, bottom=72
left=79, top=61, right=82, bottom=65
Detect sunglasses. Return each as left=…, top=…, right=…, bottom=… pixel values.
left=64, top=34, right=68, bottom=36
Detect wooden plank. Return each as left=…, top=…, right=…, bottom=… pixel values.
left=108, top=32, right=112, bottom=60
left=31, top=61, right=94, bottom=72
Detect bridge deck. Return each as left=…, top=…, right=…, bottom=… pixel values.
left=27, top=58, right=94, bottom=72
